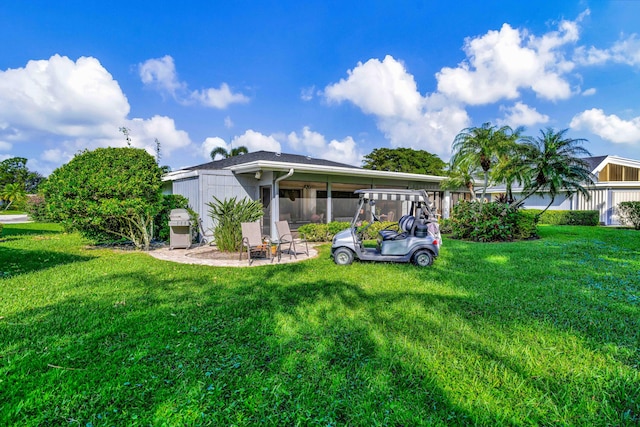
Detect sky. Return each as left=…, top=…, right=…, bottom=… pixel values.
left=1, top=1, right=640, bottom=176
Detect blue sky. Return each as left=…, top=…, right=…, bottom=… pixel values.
left=1, top=1, right=639, bottom=175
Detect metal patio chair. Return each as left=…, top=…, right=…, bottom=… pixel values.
left=240, top=221, right=271, bottom=265
left=275, top=220, right=308, bottom=261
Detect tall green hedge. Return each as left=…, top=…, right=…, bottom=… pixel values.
left=525, top=209, right=599, bottom=226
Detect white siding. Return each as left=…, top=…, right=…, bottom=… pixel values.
left=517, top=193, right=572, bottom=210
left=575, top=189, right=608, bottom=224
left=611, top=190, right=640, bottom=225
left=200, top=171, right=258, bottom=232
left=173, top=178, right=200, bottom=212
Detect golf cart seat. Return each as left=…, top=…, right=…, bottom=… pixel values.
left=379, top=214, right=415, bottom=241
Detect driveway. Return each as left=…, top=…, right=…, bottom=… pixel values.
left=0, top=214, right=30, bottom=223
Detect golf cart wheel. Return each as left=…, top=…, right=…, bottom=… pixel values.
left=412, top=250, right=434, bottom=267
left=333, top=247, right=354, bottom=265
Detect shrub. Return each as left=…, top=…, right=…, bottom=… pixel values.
left=525, top=209, right=599, bottom=226
left=513, top=209, right=539, bottom=239
left=439, top=218, right=452, bottom=234
left=25, top=194, right=50, bottom=222
left=207, top=196, right=263, bottom=251
left=297, top=223, right=329, bottom=242
left=359, top=221, right=398, bottom=240
left=42, top=147, right=163, bottom=250
left=297, top=221, right=396, bottom=242
left=618, top=201, right=640, bottom=230
left=0, top=222, right=3, bottom=236
left=451, top=201, right=537, bottom=242
left=154, top=194, right=190, bottom=242
left=327, top=221, right=351, bottom=237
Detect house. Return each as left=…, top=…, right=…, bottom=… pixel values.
left=162, top=151, right=470, bottom=239
left=483, top=155, right=640, bottom=225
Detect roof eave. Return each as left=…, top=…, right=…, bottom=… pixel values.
left=227, top=160, right=447, bottom=182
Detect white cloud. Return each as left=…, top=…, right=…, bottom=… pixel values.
left=582, top=88, right=596, bottom=96
left=498, top=102, right=549, bottom=127
left=325, top=56, right=422, bottom=119
left=324, top=55, right=468, bottom=157
left=0, top=140, right=11, bottom=151
left=189, top=83, right=249, bottom=109
left=326, top=136, right=362, bottom=165
left=138, top=55, right=184, bottom=95
left=127, top=115, right=191, bottom=157
left=41, top=148, right=66, bottom=164
left=287, top=126, right=364, bottom=165
left=574, top=34, right=640, bottom=67
left=224, top=116, right=234, bottom=129
left=200, top=136, right=228, bottom=160
left=139, top=55, right=249, bottom=109
left=232, top=129, right=282, bottom=153
left=436, top=17, right=581, bottom=104
left=570, top=108, right=640, bottom=144
left=300, top=86, right=316, bottom=101
left=0, top=54, right=196, bottom=174
left=0, top=54, right=129, bottom=136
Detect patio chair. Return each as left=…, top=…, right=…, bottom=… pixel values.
left=239, top=221, right=272, bottom=265
left=275, top=220, right=308, bottom=261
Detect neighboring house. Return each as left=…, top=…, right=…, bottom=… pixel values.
left=162, top=151, right=469, bottom=239
left=483, top=155, right=640, bottom=225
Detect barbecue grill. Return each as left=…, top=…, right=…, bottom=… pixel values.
left=168, top=208, right=192, bottom=249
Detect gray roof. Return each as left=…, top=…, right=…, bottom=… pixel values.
left=187, top=150, right=361, bottom=171
left=583, top=155, right=608, bottom=172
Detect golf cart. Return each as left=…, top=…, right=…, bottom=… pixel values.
left=331, top=189, right=441, bottom=267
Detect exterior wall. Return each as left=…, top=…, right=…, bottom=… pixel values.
left=172, top=177, right=200, bottom=212
left=171, top=171, right=258, bottom=234
left=502, top=188, right=640, bottom=225
left=611, top=190, right=640, bottom=225
left=516, top=193, right=572, bottom=210
left=575, top=189, right=608, bottom=224
left=168, top=168, right=455, bottom=241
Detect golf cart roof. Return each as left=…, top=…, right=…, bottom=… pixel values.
left=354, top=189, right=431, bottom=203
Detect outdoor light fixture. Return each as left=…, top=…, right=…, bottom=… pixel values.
left=255, top=170, right=262, bottom=179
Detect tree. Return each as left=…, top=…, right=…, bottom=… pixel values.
left=0, top=157, right=45, bottom=193
left=441, top=156, right=480, bottom=200
left=362, top=148, right=446, bottom=175
left=1, top=183, right=27, bottom=210
left=0, top=157, right=29, bottom=189
left=210, top=146, right=249, bottom=160
left=491, top=127, right=528, bottom=203
left=514, top=128, right=595, bottom=214
left=42, top=147, right=163, bottom=250
left=450, top=123, right=515, bottom=202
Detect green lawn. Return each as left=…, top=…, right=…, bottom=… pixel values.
left=1, top=223, right=638, bottom=426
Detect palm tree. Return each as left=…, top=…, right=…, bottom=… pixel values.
left=491, top=127, right=528, bottom=203
left=451, top=122, right=514, bottom=202
left=1, top=182, right=27, bottom=210
left=442, top=155, right=481, bottom=201
left=210, top=146, right=248, bottom=160
left=514, top=128, right=595, bottom=214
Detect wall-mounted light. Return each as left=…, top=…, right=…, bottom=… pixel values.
left=255, top=170, right=262, bottom=179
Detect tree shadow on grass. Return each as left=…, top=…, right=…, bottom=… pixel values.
left=0, top=222, right=63, bottom=237
left=2, top=234, right=638, bottom=426
left=0, top=246, right=94, bottom=278
left=0, top=269, right=476, bottom=426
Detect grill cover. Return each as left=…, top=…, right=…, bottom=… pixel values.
left=169, top=209, right=191, bottom=226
